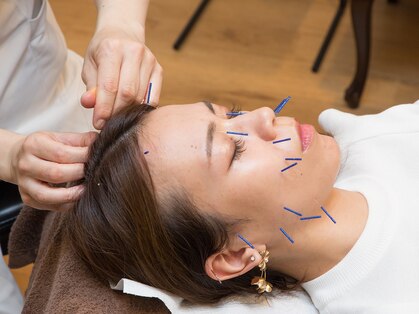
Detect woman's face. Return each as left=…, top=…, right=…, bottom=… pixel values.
left=141, top=102, right=340, bottom=249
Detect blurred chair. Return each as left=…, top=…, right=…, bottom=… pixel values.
left=173, top=0, right=398, bottom=108
left=0, top=181, right=22, bottom=255
left=312, top=0, right=376, bottom=108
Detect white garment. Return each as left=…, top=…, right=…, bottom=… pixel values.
left=302, top=100, right=419, bottom=313
left=0, top=255, right=22, bottom=314
left=112, top=278, right=318, bottom=313
left=0, top=0, right=92, bottom=134
left=0, top=0, right=92, bottom=311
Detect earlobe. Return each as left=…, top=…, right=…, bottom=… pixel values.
left=204, top=245, right=265, bottom=282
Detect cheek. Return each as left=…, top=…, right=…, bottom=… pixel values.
left=222, top=157, right=285, bottom=216
left=284, top=136, right=340, bottom=205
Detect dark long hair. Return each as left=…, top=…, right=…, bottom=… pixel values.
left=66, top=104, right=297, bottom=304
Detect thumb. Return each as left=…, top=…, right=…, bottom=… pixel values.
left=81, top=87, right=97, bottom=108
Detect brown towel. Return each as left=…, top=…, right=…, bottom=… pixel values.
left=8, top=207, right=170, bottom=314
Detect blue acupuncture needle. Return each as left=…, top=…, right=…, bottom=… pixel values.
left=321, top=206, right=336, bottom=224
left=273, top=138, right=291, bottom=144
left=226, top=131, right=248, bottom=136
left=283, top=206, right=302, bottom=216
left=279, top=227, right=294, bottom=244
left=300, top=215, right=322, bottom=221
left=226, top=112, right=244, bottom=117
left=281, top=162, right=298, bottom=172
left=146, top=82, right=152, bottom=104
left=274, top=96, right=291, bottom=114
left=237, top=233, right=255, bottom=249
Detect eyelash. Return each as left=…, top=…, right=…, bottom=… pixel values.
left=232, top=137, right=246, bottom=161
left=226, top=104, right=246, bottom=162
left=227, top=104, right=242, bottom=119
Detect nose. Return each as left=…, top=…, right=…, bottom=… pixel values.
left=227, top=107, right=277, bottom=141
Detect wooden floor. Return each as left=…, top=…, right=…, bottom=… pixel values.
left=6, top=0, right=419, bottom=296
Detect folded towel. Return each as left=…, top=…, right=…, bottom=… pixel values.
left=8, top=207, right=169, bottom=313
left=112, top=278, right=318, bottom=314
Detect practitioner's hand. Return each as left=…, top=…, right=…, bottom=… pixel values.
left=81, top=25, right=163, bottom=130
left=9, top=131, right=97, bottom=211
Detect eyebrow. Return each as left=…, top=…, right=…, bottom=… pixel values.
left=202, top=101, right=217, bottom=163
left=203, top=100, right=215, bottom=114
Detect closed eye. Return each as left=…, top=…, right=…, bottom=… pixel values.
left=229, top=137, right=246, bottom=169
left=227, top=104, right=242, bottom=119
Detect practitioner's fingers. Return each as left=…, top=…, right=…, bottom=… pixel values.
left=19, top=179, right=83, bottom=211
left=147, top=62, right=163, bottom=105
left=81, top=60, right=98, bottom=108
left=81, top=25, right=163, bottom=127
left=80, top=87, right=97, bottom=109
left=81, top=57, right=97, bottom=91
left=10, top=131, right=98, bottom=211
left=136, top=48, right=157, bottom=104
left=21, top=132, right=90, bottom=164
left=113, top=44, right=144, bottom=112
left=21, top=156, right=85, bottom=184
left=94, top=45, right=122, bottom=129
left=52, top=131, right=97, bottom=148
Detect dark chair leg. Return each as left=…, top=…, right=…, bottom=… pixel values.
left=312, top=0, right=348, bottom=72
left=173, top=0, right=211, bottom=50
left=0, top=181, right=22, bottom=256
left=344, top=0, right=374, bottom=108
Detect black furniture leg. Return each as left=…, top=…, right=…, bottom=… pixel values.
left=0, top=181, right=22, bottom=255
left=312, top=0, right=348, bottom=72
left=173, top=0, right=211, bottom=50
left=344, top=0, right=374, bottom=108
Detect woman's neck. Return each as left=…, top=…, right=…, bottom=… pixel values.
left=269, top=188, right=369, bottom=282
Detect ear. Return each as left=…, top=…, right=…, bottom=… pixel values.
left=204, top=245, right=266, bottom=282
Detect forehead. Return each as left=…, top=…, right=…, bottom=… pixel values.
left=140, top=103, right=214, bottom=192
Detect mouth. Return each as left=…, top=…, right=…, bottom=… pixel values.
left=297, top=123, right=315, bottom=153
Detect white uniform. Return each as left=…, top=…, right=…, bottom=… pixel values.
left=0, top=0, right=92, bottom=312
left=0, top=0, right=92, bottom=134
left=302, top=100, right=419, bottom=313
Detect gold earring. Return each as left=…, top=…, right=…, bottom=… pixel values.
left=250, top=250, right=273, bottom=293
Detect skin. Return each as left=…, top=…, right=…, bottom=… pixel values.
left=0, top=129, right=96, bottom=211
left=142, top=102, right=369, bottom=283
left=0, top=0, right=162, bottom=210
left=82, top=0, right=163, bottom=129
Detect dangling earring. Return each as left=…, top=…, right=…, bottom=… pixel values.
left=250, top=250, right=273, bottom=293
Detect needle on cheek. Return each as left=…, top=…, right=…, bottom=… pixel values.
left=273, top=138, right=291, bottom=144
left=300, top=215, right=322, bottom=221
left=321, top=206, right=336, bottom=224
left=279, top=227, right=294, bottom=244
left=283, top=206, right=302, bottom=216
left=237, top=233, right=255, bottom=249
left=281, top=162, right=298, bottom=172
